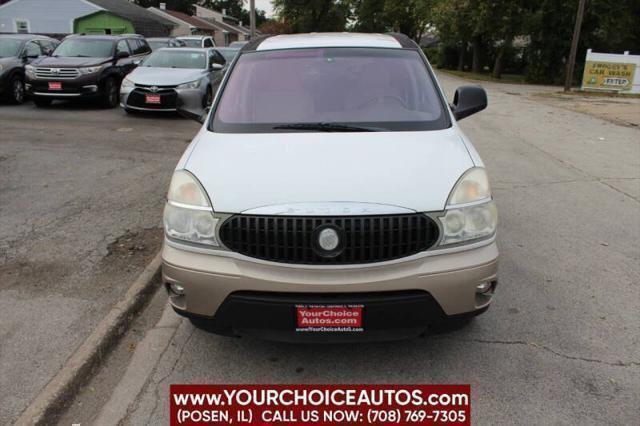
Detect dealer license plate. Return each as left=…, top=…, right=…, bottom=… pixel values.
left=48, top=82, right=62, bottom=90
left=145, top=94, right=161, bottom=104
left=296, top=304, right=364, bottom=332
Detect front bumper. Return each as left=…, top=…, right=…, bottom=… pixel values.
left=26, top=75, right=101, bottom=99
left=120, top=85, right=204, bottom=113
left=163, top=240, right=499, bottom=342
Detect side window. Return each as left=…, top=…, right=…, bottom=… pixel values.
left=128, top=39, right=140, bottom=54
left=24, top=41, right=42, bottom=57
left=203, top=38, right=213, bottom=48
left=38, top=40, right=55, bottom=55
left=116, top=40, right=130, bottom=56
left=138, top=40, right=151, bottom=55
left=130, top=39, right=150, bottom=55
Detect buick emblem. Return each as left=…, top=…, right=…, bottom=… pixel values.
left=318, top=228, right=340, bottom=251
left=312, top=225, right=344, bottom=257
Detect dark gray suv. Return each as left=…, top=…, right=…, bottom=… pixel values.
left=26, top=35, right=151, bottom=108
left=0, top=34, right=58, bottom=104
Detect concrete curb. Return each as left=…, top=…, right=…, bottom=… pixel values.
left=15, top=252, right=163, bottom=426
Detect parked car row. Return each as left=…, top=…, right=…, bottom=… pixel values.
left=0, top=34, right=59, bottom=104
left=0, top=33, right=241, bottom=114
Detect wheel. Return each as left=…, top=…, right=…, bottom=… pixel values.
left=101, top=78, right=119, bottom=108
left=33, top=97, right=52, bottom=107
left=7, top=75, right=25, bottom=104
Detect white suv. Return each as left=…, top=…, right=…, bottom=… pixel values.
left=175, top=36, right=215, bottom=48
left=163, top=33, right=498, bottom=342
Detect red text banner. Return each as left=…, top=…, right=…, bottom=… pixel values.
left=170, top=384, right=470, bottom=425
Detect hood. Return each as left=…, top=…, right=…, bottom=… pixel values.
left=0, top=57, right=18, bottom=69
left=127, top=67, right=205, bottom=86
left=32, top=56, right=110, bottom=68
left=184, top=127, right=475, bottom=213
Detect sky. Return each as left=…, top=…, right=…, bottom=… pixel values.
left=253, top=0, right=274, bottom=17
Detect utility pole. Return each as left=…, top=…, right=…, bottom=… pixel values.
left=249, top=0, right=256, bottom=39
left=564, top=0, right=587, bottom=92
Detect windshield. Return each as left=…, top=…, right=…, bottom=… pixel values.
left=142, top=50, right=206, bottom=69
left=178, top=39, right=201, bottom=48
left=53, top=39, right=114, bottom=58
left=0, top=39, right=23, bottom=58
left=148, top=40, right=169, bottom=50
left=213, top=48, right=448, bottom=133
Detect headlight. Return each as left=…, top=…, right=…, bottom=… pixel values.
left=440, top=202, right=497, bottom=245
left=121, top=77, right=134, bottom=88
left=24, top=64, right=33, bottom=75
left=176, top=79, right=201, bottom=90
left=439, top=167, right=497, bottom=245
left=78, top=66, right=102, bottom=75
left=163, top=170, right=221, bottom=247
left=447, top=167, right=491, bottom=205
left=0, top=64, right=4, bottom=72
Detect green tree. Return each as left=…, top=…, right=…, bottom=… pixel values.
left=351, top=0, right=387, bottom=33
left=273, top=0, right=351, bottom=33
left=432, top=0, right=474, bottom=71
left=524, top=0, right=576, bottom=83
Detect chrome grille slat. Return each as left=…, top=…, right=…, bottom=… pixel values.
left=34, top=68, right=80, bottom=79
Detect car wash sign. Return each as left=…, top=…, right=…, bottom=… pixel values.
left=582, top=49, right=640, bottom=94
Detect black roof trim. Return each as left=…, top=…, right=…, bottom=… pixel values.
left=387, top=32, right=419, bottom=49
left=240, top=35, right=273, bottom=52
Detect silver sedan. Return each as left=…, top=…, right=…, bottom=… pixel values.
left=120, top=48, right=225, bottom=114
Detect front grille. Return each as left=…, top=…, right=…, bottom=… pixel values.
left=127, top=89, right=178, bottom=109
left=219, top=214, right=440, bottom=265
left=135, top=83, right=177, bottom=89
left=34, top=67, right=80, bottom=79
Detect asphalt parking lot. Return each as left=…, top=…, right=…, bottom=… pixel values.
left=0, top=101, right=199, bottom=423
left=2, top=73, right=639, bottom=424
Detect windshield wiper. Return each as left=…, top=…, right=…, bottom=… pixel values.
left=272, top=122, right=384, bottom=132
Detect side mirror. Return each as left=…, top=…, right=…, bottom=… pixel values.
left=451, top=85, right=487, bottom=120
left=210, top=63, right=224, bottom=71
left=116, top=51, right=130, bottom=60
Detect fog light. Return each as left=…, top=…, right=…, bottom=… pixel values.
left=476, top=281, right=492, bottom=294
left=168, top=283, right=185, bottom=296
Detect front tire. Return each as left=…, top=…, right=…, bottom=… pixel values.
left=33, top=97, right=52, bottom=107
left=101, top=78, right=119, bottom=108
left=8, top=75, right=26, bottom=104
